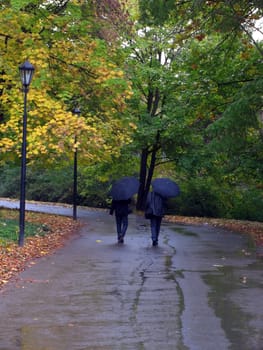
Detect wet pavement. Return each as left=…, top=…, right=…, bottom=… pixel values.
left=0, top=199, right=262, bottom=350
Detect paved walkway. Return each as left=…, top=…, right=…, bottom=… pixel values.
left=0, top=199, right=262, bottom=349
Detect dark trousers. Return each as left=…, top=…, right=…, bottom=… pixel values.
left=115, top=215, right=128, bottom=238
left=150, top=216, right=162, bottom=242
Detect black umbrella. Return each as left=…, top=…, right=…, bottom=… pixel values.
left=152, top=178, right=180, bottom=198
left=109, top=176, right=140, bottom=200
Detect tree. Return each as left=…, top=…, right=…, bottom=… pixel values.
left=122, top=0, right=262, bottom=210
left=171, top=31, right=263, bottom=167
left=138, top=0, right=263, bottom=54
left=191, top=0, right=263, bottom=56
left=163, top=31, right=263, bottom=219
left=0, top=0, right=134, bottom=168
left=122, top=1, right=205, bottom=209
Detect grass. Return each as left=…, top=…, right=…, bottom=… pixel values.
left=0, top=209, right=81, bottom=289
left=0, top=209, right=49, bottom=245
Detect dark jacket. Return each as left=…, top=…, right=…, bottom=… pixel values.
left=145, top=191, right=165, bottom=217
left=110, top=199, right=131, bottom=216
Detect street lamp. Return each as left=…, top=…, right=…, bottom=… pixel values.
left=72, top=107, right=81, bottom=220
left=18, top=61, right=35, bottom=247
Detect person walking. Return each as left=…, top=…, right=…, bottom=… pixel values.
left=145, top=191, right=165, bottom=246
left=110, top=199, right=131, bottom=243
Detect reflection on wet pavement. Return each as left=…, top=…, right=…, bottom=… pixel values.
left=168, top=223, right=263, bottom=350
left=0, top=201, right=262, bottom=349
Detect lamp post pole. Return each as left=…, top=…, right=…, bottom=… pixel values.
left=18, top=61, right=34, bottom=247
left=72, top=107, right=81, bottom=220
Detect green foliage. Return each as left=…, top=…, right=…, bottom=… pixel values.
left=122, top=2, right=263, bottom=211
left=1, top=1, right=262, bottom=221
left=77, top=172, right=110, bottom=208
left=138, top=0, right=176, bottom=25
left=172, top=178, right=224, bottom=218
left=169, top=177, right=263, bottom=222
left=26, top=167, right=74, bottom=203
left=229, top=188, right=263, bottom=221
left=78, top=150, right=140, bottom=207
left=0, top=159, right=139, bottom=208
left=207, top=77, right=263, bottom=156
left=0, top=165, right=73, bottom=203
left=0, top=166, right=20, bottom=197
left=10, top=0, right=35, bottom=10
left=0, top=163, right=262, bottom=221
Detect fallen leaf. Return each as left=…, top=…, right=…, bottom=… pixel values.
left=0, top=211, right=82, bottom=289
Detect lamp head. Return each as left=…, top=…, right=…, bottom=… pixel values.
left=19, top=61, right=35, bottom=88
left=73, top=107, right=81, bottom=116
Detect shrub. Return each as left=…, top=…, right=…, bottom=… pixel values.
left=229, top=188, right=263, bottom=221
left=171, top=178, right=222, bottom=218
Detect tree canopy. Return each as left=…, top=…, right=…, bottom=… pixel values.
left=0, top=0, right=135, bottom=166
left=123, top=0, right=263, bottom=210
left=0, top=0, right=262, bottom=220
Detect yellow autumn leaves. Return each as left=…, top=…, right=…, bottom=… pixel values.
left=0, top=4, right=135, bottom=166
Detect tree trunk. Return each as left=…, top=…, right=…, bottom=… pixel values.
left=136, top=133, right=159, bottom=211
left=136, top=148, right=148, bottom=210
left=145, top=148, right=156, bottom=196
left=136, top=87, right=161, bottom=210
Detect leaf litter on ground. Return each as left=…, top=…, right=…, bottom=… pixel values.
left=0, top=209, right=262, bottom=290
left=165, top=215, right=263, bottom=248
left=0, top=210, right=82, bottom=289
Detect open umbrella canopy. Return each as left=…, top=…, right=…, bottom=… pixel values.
left=152, top=178, right=180, bottom=198
left=109, top=176, right=140, bottom=201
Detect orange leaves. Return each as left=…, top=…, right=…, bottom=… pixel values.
left=165, top=215, right=263, bottom=248
left=0, top=213, right=82, bottom=289
left=195, top=34, right=206, bottom=42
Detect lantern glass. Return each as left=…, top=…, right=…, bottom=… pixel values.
left=19, top=61, right=35, bottom=87
left=73, top=107, right=81, bottom=116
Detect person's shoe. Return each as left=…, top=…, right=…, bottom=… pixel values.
left=118, top=236, right=124, bottom=244
left=152, top=240, right=158, bottom=246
